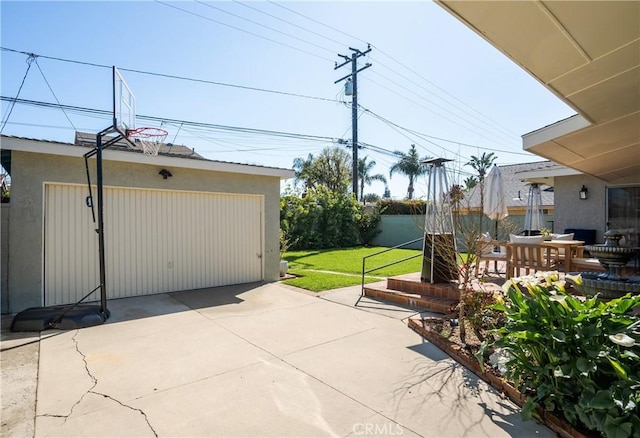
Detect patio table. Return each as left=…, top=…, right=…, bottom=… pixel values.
left=544, top=240, right=585, bottom=272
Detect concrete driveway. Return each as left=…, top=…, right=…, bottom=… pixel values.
left=1, top=282, right=553, bottom=437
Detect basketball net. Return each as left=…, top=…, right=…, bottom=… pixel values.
left=126, top=127, right=168, bottom=156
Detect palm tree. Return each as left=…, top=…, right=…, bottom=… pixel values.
left=464, top=176, right=478, bottom=190
left=358, top=156, right=387, bottom=201
left=466, top=152, right=496, bottom=183
left=389, top=144, right=429, bottom=200
left=466, top=152, right=497, bottom=232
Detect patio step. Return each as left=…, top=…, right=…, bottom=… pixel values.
left=363, top=277, right=459, bottom=315
left=386, top=273, right=461, bottom=301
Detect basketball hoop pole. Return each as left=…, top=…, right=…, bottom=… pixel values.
left=83, top=67, right=138, bottom=318
left=112, top=66, right=117, bottom=129
left=82, top=67, right=136, bottom=318
left=87, top=124, right=133, bottom=317
left=96, top=132, right=108, bottom=314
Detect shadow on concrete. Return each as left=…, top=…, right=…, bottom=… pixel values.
left=169, top=282, right=260, bottom=310
left=2, top=281, right=266, bottom=334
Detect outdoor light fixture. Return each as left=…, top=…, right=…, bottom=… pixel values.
left=159, top=169, right=172, bottom=179
left=579, top=185, right=588, bottom=200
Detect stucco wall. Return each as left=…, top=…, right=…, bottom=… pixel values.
left=7, top=150, right=282, bottom=313
left=371, top=215, right=425, bottom=249
left=554, top=174, right=607, bottom=243
left=372, top=213, right=554, bottom=250
left=1, top=204, right=9, bottom=313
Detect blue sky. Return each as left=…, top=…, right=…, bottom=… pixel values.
left=1, top=1, right=576, bottom=198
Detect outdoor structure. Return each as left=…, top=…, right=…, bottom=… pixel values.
left=436, top=1, right=640, bottom=247
left=0, top=133, right=294, bottom=314
left=420, top=158, right=457, bottom=283
left=372, top=161, right=555, bottom=250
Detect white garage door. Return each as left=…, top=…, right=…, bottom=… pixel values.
left=44, top=183, right=263, bottom=306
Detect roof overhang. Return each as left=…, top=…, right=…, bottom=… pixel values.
left=1, top=136, right=295, bottom=180
left=515, top=163, right=582, bottom=185
left=436, top=0, right=640, bottom=183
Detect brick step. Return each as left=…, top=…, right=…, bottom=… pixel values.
left=363, top=284, right=458, bottom=315
left=386, top=273, right=461, bottom=301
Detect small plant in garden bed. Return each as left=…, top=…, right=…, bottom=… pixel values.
left=477, top=271, right=640, bottom=438
left=421, top=289, right=506, bottom=357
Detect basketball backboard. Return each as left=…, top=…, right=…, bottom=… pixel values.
left=113, top=67, right=135, bottom=133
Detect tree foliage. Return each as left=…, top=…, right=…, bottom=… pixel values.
left=280, top=187, right=382, bottom=249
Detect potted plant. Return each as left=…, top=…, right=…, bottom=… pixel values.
left=539, top=227, right=552, bottom=241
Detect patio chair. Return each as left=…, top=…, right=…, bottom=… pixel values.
left=475, top=239, right=507, bottom=276
left=506, top=242, right=560, bottom=279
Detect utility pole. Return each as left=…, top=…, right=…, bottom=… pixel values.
left=335, top=45, right=371, bottom=200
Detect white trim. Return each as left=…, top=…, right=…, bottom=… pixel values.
left=2, top=136, right=295, bottom=180
left=516, top=166, right=582, bottom=180
left=40, top=181, right=46, bottom=307
left=522, top=114, right=591, bottom=150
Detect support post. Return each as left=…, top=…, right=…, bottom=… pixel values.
left=351, top=52, right=358, bottom=199
left=334, top=45, right=372, bottom=201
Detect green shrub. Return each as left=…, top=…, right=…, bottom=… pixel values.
left=281, top=187, right=379, bottom=250
left=376, top=199, right=426, bottom=215
left=478, top=272, right=640, bottom=438
left=358, top=205, right=384, bottom=245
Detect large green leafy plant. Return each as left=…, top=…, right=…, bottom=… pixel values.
left=478, top=272, right=640, bottom=438
left=280, top=187, right=370, bottom=250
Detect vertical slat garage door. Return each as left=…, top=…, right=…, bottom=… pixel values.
left=44, top=183, right=263, bottom=306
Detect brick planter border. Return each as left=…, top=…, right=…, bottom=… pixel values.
left=408, top=318, right=590, bottom=438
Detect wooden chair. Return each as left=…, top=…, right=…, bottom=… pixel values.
left=475, top=240, right=507, bottom=276
left=506, top=242, right=560, bottom=279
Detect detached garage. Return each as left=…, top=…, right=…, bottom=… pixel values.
left=1, top=134, right=293, bottom=314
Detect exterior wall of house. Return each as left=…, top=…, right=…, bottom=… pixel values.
left=6, top=150, right=282, bottom=313
left=1, top=204, right=9, bottom=313
left=554, top=174, right=608, bottom=243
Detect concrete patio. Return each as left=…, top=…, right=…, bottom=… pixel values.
left=1, top=282, right=553, bottom=437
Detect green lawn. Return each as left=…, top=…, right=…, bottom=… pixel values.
left=282, top=246, right=423, bottom=292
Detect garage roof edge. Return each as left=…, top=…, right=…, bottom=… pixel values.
left=1, top=135, right=295, bottom=180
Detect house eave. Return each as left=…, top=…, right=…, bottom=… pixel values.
left=1, top=136, right=295, bottom=180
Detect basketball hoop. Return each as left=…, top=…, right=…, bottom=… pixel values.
left=126, top=127, right=168, bottom=156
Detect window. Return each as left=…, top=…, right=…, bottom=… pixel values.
left=607, top=185, right=640, bottom=247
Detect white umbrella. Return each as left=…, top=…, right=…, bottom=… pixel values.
left=483, top=165, right=509, bottom=239
left=524, top=183, right=545, bottom=234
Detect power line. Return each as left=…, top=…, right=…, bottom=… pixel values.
left=196, top=1, right=337, bottom=56
left=370, top=45, right=521, bottom=138
left=1, top=96, right=340, bottom=143
left=153, top=0, right=334, bottom=62
left=267, top=1, right=369, bottom=46
left=368, top=69, right=515, bottom=149
left=359, top=104, right=532, bottom=157
left=1, top=47, right=339, bottom=103
left=1, top=54, right=35, bottom=133
left=233, top=1, right=347, bottom=48
left=260, top=3, right=519, bottom=143
left=369, top=54, right=519, bottom=142
left=34, top=58, right=76, bottom=131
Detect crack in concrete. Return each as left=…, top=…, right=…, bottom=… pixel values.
left=36, top=330, right=157, bottom=437
left=90, top=391, right=158, bottom=437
